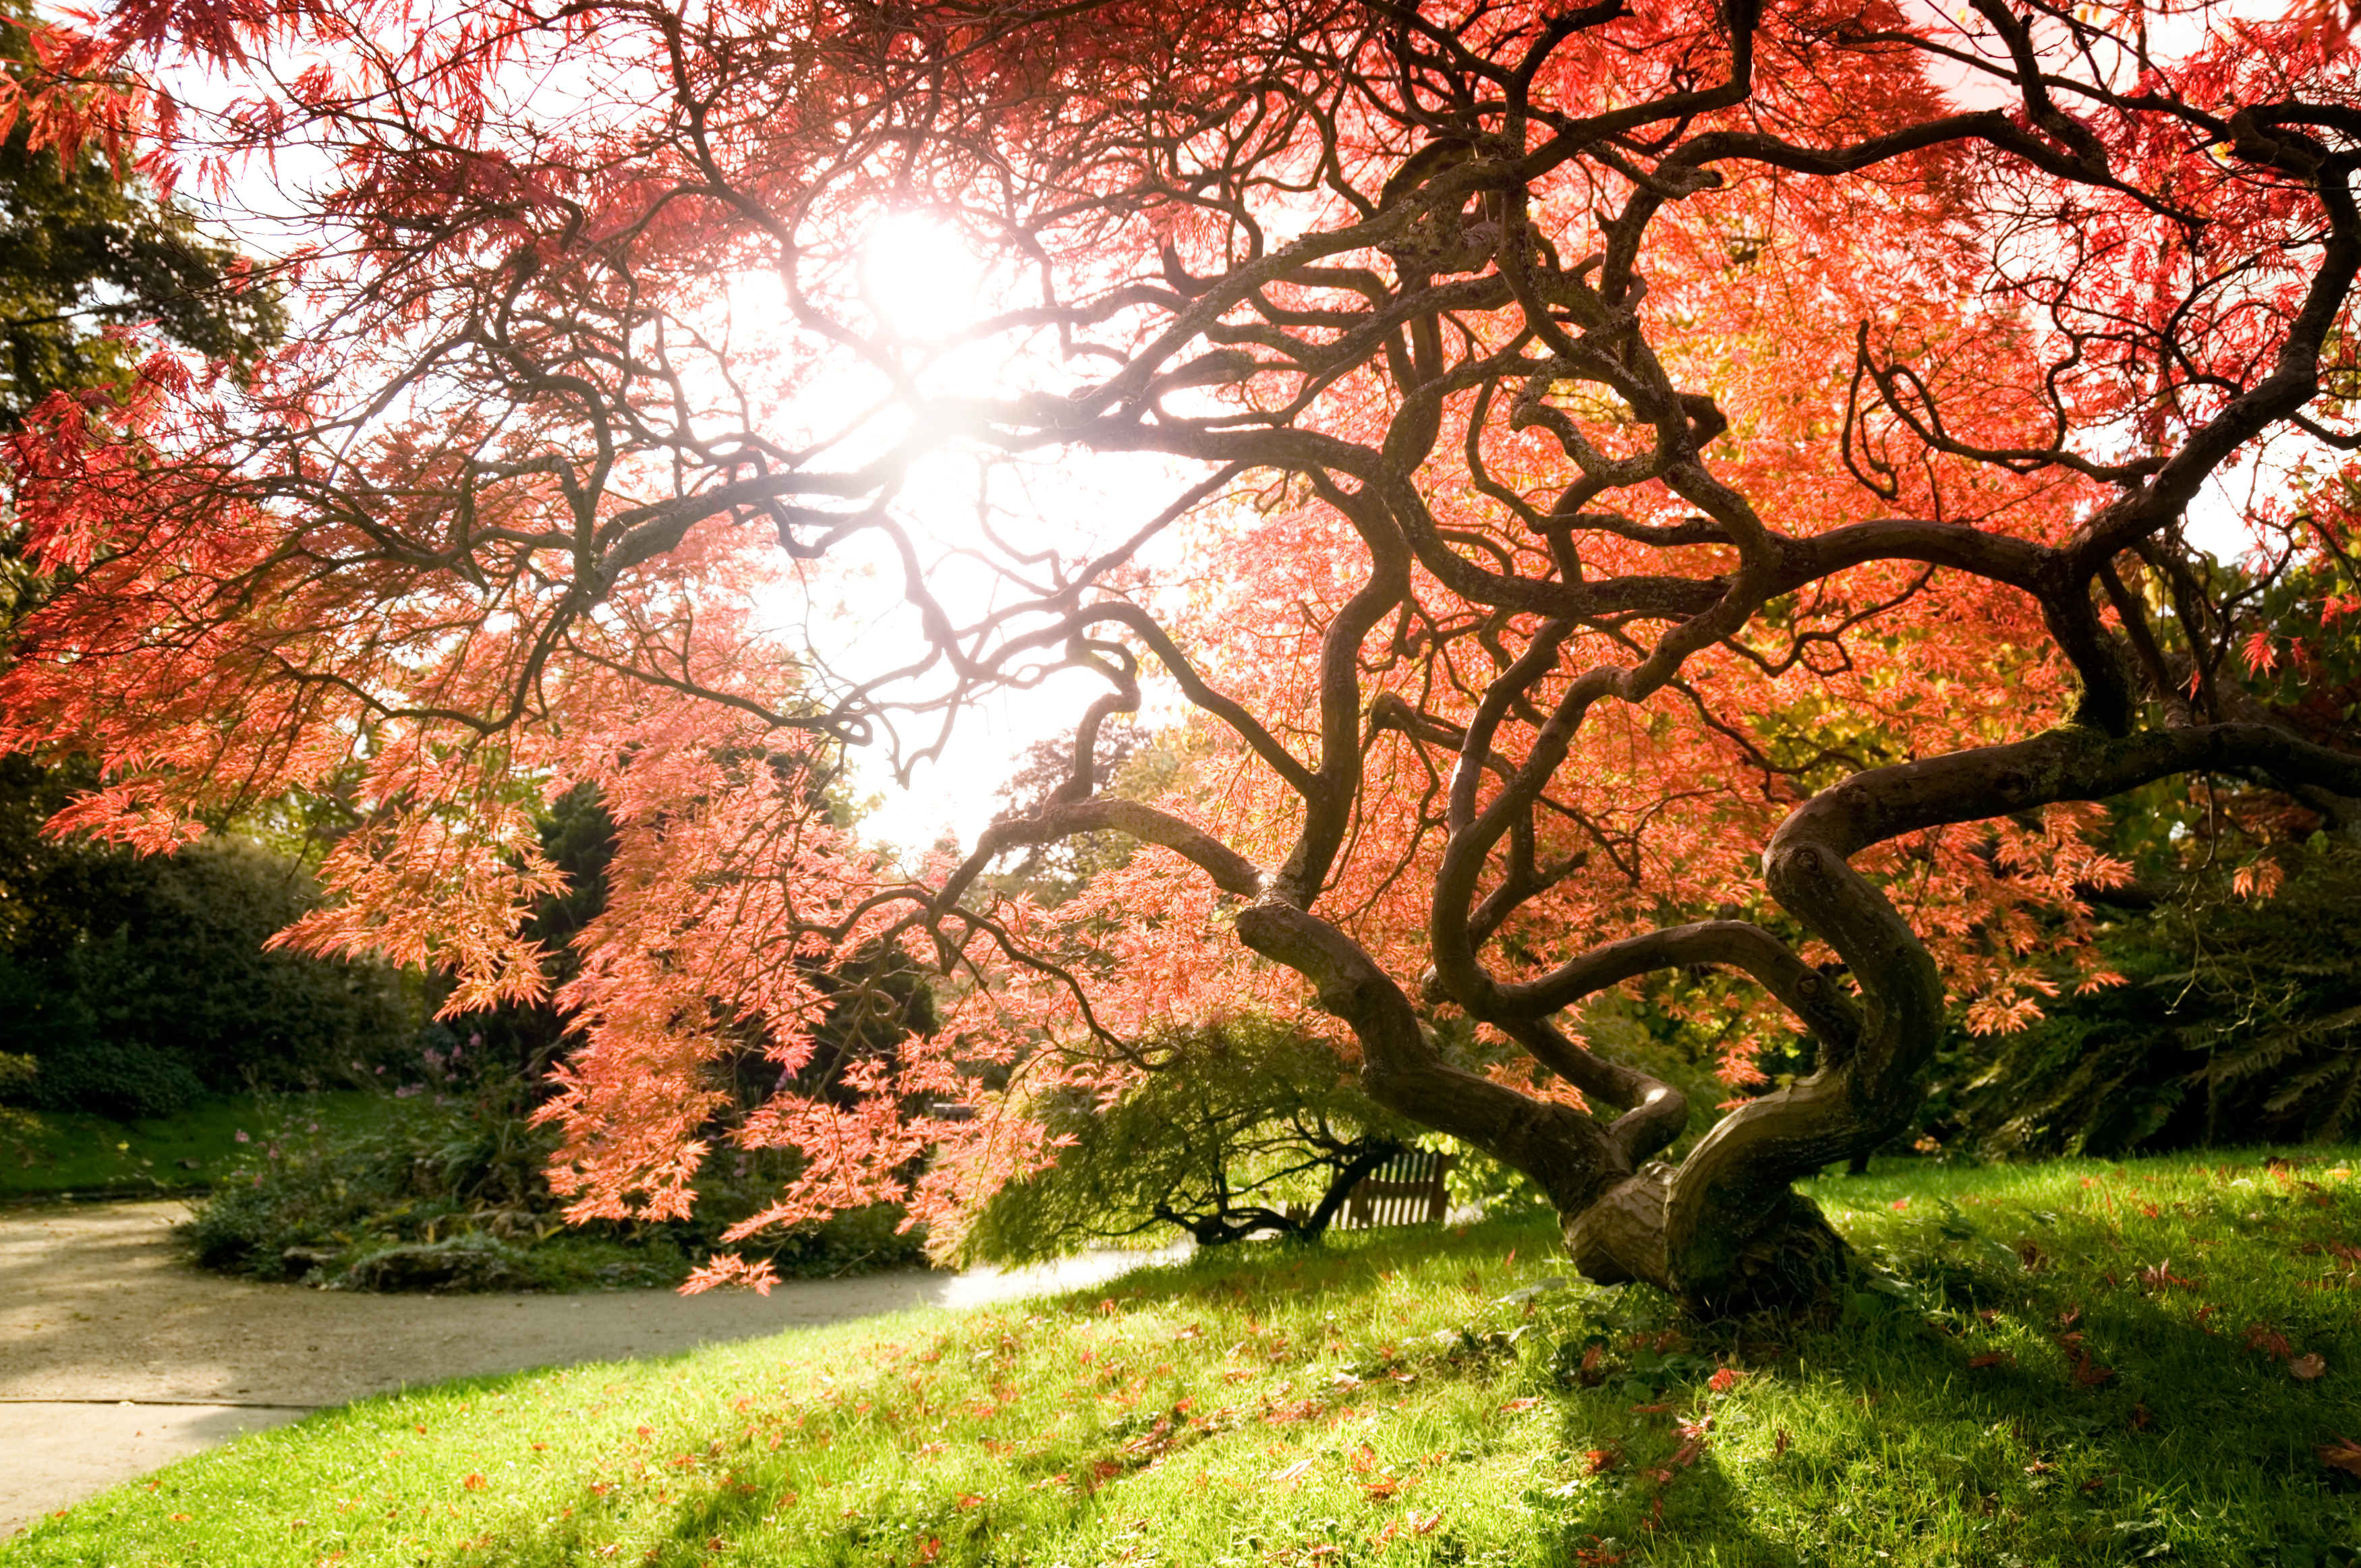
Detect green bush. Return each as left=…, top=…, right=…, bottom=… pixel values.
left=66, top=834, right=417, bottom=1091
left=181, top=1045, right=928, bottom=1292
left=0, top=767, right=420, bottom=1113
left=22, top=1035, right=206, bottom=1121
left=1937, top=835, right=2361, bottom=1156
left=0, top=952, right=206, bottom=1119
left=951, top=1018, right=1429, bottom=1266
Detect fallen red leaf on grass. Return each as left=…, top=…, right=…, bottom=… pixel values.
left=460, top=1474, right=486, bottom=1492
left=2245, top=1324, right=2294, bottom=1359
left=1967, top=1352, right=2015, bottom=1370
left=1501, top=1397, right=1539, bottom=1412
left=2318, top=1435, right=2361, bottom=1478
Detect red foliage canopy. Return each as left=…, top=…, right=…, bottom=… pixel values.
left=6, top=0, right=2360, bottom=1308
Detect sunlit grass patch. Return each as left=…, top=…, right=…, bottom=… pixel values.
left=0, top=1093, right=379, bottom=1200
left=12, top=1149, right=2361, bottom=1566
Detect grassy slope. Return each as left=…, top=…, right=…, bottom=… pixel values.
left=0, top=1095, right=378, bottom=1201
left=9, top=1151, right=2361, bottom=1567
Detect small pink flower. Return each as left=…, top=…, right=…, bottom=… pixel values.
left=234, top=1130, right=250, bottom=1144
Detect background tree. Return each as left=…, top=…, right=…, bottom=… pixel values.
left=954, top=1018, right=1425, bottom=1261
left=3, top=0, right=2360, bottom=1314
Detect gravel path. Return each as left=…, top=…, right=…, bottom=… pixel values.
left=0, top=1198, right=1178, bottom=1538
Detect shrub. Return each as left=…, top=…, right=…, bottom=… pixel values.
left=0, top=953, right=206, bottom=1120
left=70, top=834, right=417, bottom=1091
left=181, top=1042, right=928, bottom=1291
left=0, top=791, right=420, bottom=1111
left=950, top=1018, right=1429, bottom=1266
left=1938, top=835, right=2361, bottom=1156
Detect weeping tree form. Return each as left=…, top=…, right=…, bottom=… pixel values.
left=5, top=0, right=2361, bottom=1314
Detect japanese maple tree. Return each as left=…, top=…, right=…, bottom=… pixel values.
left=5, top=0, right=2361, bottom=1313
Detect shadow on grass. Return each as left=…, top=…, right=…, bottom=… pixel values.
left=26, top=1175, right=2360, bottom=1568
left=1019, top=1202, right=2361, bottom=1566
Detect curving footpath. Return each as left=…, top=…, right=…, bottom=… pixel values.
left=0, top=1200, right=1176, bottom=1539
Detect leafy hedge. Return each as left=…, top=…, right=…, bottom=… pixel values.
left=1933, top=835, right=2361, bottom=1156
left=0, top=756, right=419, bottom=1113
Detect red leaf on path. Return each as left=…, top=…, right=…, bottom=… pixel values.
left=2319, top=1435, right=2361, bottom=1478
left=2292, top=1353, right=2328, bottom=1381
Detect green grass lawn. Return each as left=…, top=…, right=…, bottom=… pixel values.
left=0, top=1093, right=379, bottom=1202
left=10, top=1150, right=2361, bottom=1567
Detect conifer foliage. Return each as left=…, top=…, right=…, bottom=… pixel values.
left=3, top=0, right=2360, bottom=1310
